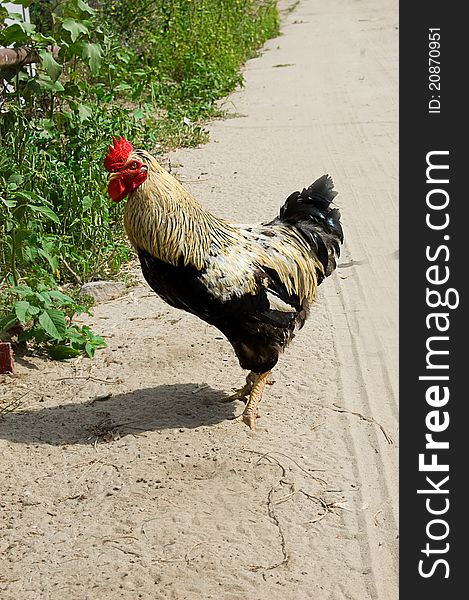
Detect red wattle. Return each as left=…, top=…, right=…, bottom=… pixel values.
left=108, top=176, right=129, bottom=202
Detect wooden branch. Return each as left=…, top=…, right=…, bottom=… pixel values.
left=0, top=45, right=59, bottom=70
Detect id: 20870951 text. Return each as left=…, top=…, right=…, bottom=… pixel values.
left=428, top=28, right=441, bottom=114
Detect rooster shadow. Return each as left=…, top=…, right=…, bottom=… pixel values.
left=0, top=384, right=238, bottom=446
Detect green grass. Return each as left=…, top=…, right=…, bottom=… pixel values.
left=102, top=0, right=279, bottom=119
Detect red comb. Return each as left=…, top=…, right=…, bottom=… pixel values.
left=104, top=136, right=134, bottom=172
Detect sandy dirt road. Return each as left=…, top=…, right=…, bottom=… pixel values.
left=0, top=1, right=398, bottom=598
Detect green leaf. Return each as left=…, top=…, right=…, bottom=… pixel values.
left=11, top=285, right=33, bottom=296
left=8, top=173, right=24, bottom=186
left=34, top=75, right=65, bottom=93
left=38, top=309, right=66, bottom=340
left=14, top=300, right=31, bottom=323
left=47, top=344, right=81, bottom=360
left=77, top=0, right=95, bottom=16
left=47, top=290, right=75, bottom=304
left=82, top=42, right=102, bottom=76
left=1, top=198, right=17, bottom=208
left=29, top=205, right=60, bottom=224
left=39, top=49, right=62, bottom=82
left=16, top=19, right=36, bottom=36
left=81, top=195, right=94, bottom=211
left=78, top=103, right=93, bottom=122
left=0, top=23, right=29, bottom=47
left=27, top=326, right=47, bottom=343
left=114, top=83, right=132, bottom=92
left=94, top=335, right=106, bottom=348
left=22, top=245, right=35, bottom=262
left=67, top=328, right=86, bottom=345
left=35, top=291, right=51, bottom=307
left=12, top=189, right=45, bottom=203
left=62, top=82, right=81, bottom=98
left=0, top=315, right=18, bottom=335
left=62, top=18, right=89, bottom=43
left=37, top=247, right=58, bottom=271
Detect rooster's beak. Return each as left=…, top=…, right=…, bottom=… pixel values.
left=108, top=172, right=121, bottom=182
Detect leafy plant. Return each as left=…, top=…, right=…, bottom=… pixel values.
left=0, top=282, right=106, bottom=358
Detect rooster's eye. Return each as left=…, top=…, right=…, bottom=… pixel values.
left=129, top=161, right=138, bottom=170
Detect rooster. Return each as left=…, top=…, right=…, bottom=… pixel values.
left=104, top=136, right=343, bottom=429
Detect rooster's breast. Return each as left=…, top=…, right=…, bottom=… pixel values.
left=136, top=247, right=303, bottom=373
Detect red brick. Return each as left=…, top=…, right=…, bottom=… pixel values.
left=0, top=342, right=14, bottom=373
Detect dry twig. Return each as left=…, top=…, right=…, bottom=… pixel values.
left=299, top=489, right=345, bottom=524
left=57, top=375, right=121, bottom=384
left=331, top=403, right=394, bottom=444
left=0, top=389, right=33, bottom=414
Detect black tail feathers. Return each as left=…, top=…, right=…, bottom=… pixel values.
left=280, top=175, right=342, bottom=240
left=278, top=174, right=343, bottom=277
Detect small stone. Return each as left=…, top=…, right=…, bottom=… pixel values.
left=79, top=281, right=127, bottom=303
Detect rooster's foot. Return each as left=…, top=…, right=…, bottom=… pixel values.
left=221, top=371, right=257, bottom=404
left=230, top=370, right=271, bottom=431
left=231, top=410, right=259, bottom=430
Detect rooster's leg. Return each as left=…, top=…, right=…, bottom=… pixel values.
left=232, top=370, right=272, bottom=430
left=222, top=371, right=256, bottom=403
